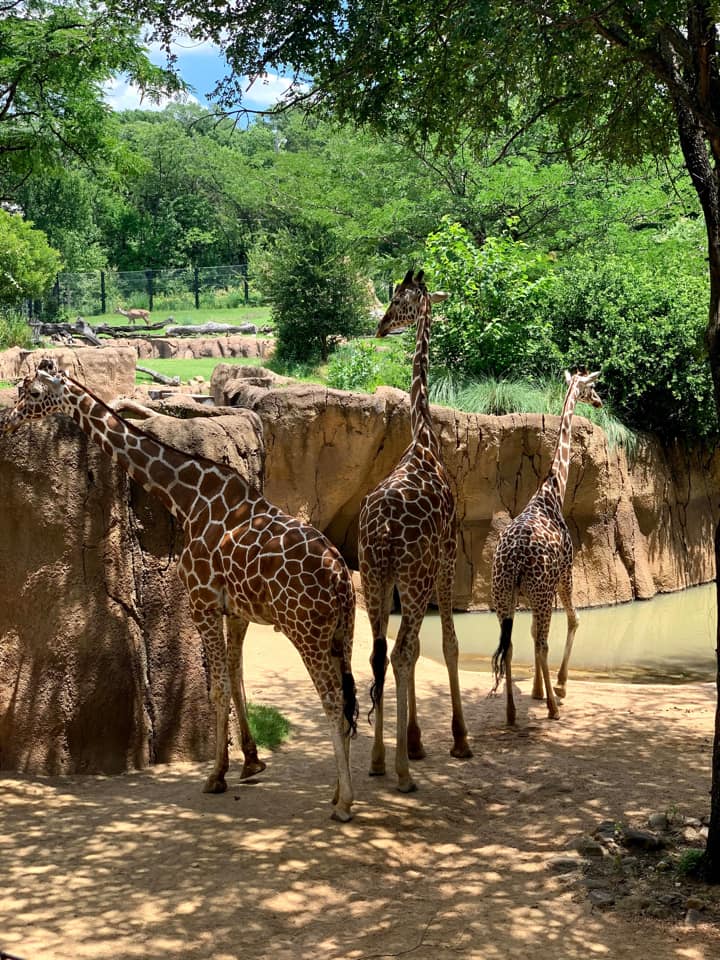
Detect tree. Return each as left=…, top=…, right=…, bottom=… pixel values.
left=0, top=1, right=182, bottom=199
left=261, top=220, right=370, bottom=364
left=117, top=0, right=720, bottom=880
left=0, top=209, right=61, bottom=306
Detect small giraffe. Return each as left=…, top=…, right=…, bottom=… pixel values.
left=358, top=269, right=472, bottom=793
left=2, top=358, right=358, bottom=821
left=491, top=369, right=602, bottom=726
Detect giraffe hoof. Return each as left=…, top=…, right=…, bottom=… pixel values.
left=369, top=765, right=386, bottom=777
left=554, top=685, right=567, bottom=699
left=240, top=758, right=267, bottom=780
left=202, top=775, right=228, bottom=794
left=408, top=747, right=426, bottom=761
left=548, top=709, right=561, bottom=721
left=531, top=689, right=545, bottom=701
left=331, top=806, right=353, bottom=823
left=451, top=742, right=473, bottom=759
left=397, top=779, right=418, bottom=794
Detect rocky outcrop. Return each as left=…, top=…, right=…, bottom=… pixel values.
left=0, top=345, right=137, bottom=398
left=212, top=365, right=719, bottom=609
left=111, top=334, right=274, bottom=362
left=0, top=362, right=264, bottom=775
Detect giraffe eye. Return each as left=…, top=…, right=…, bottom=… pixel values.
left=28, top=387, right=41, bottom=399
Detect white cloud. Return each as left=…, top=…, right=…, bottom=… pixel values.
left=103, top=77, right=200, bottom=112
left=243, top=71, right=309, bottom=110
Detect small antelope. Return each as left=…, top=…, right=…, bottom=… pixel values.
left=116, top=306, right=150, bottom=325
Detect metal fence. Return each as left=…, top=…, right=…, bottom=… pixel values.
left=50, top=264, right=260, bottom=318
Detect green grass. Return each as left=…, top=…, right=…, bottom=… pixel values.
left=429, top=373, right=640, bottom=453
left=135, top=356, right=265, bottom=385
left=247, top=702, right=290, bottom=749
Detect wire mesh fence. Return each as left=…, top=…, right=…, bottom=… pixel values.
left=52, top=264, right=261, bottom=318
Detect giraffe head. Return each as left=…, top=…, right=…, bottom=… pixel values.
left=1, top=358, right=70, bottom=435
left=375, top=269, right=448, bottom=337
left=565, top=368, right=603, bottom=408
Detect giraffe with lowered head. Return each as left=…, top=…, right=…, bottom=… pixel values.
left=491, top=369, right=602, bottom=726
left=2, top=358, right=359, bottom=821
left=358, top=269, right=472, bottom=794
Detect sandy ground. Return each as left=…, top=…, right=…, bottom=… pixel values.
left=1, top=611, right=719, bottom=960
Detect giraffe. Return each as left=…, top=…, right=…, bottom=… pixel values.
left=490, top=368, right=602, bottom=726
left=358, top=269, right=472, bottom=794
left=2, top=358, right=358, bottom=821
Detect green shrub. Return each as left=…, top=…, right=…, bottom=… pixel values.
left=247, top=702, right=290, bottom=749
left=260, top=220, right=373, bottom=364
left=0, top=211, right=61, bottom=307
left=326, top=336, right=412, bottom=393
left=423, top=218, right=562, bottom=379
left=549, top=256, right=714, bottom=438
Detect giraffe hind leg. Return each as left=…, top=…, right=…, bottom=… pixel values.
left=437, top=543, right=472, bottom=758
left=555, top=573, right=579, bottom=700
left=226, top=615, right=267, bottom=780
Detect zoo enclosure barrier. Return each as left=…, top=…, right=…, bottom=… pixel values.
left=48, top=264, right=259, bottom=318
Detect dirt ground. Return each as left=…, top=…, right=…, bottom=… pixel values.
left=2, top=611, right=719, bottom=960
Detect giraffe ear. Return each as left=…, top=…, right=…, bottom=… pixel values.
left=402, top=268, right=414, bottom=284
left=588, top=370, right=601, bottom=382
left=414, top=270, right=425, bottom=284
left=430, top=291, right=449, bottom=303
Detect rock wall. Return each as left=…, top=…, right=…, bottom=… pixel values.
left=0, top=357, right=265, bottom=775
left=212, top=366, right=720, bottom=610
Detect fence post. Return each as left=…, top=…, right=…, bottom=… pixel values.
left=242, top=262, right=249, bottom=304
left=100, top=270, right=106, bottom=315
left=193, top=267, right=200, bottom=309
left=388, top=282, right=394, bottom=300
left=53, top=274, right=61, bottom=316
left=145, top=270, right=154, bottom=312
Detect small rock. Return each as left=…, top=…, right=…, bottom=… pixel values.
left=683, top=816, right=702, bottom=829
left=616, top=894, right=652, bottom=913
left=699, top=826, right=709, bottom=840
left=684, top=909, right=705, bottom=926
left=594, top=820, right=619, bottom=840
left=571, top=836, right=606, bottom=858
left=588, top=890, right=615, bottom=909
left=622, top=827, right=664, bottom=851
left=648, top=812, right=669, bottom=831
left=582, top=878, right=613, bottom=891
left=548, top=856, right=584, bottom=873
left=656, top=859, right=673, bottom=872
left=646, top=904, right=673, bottom=920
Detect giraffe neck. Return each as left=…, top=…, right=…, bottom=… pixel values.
left=544, top=382, right=580, bottom=505
left=60, top=377, right=241, bottom=523
left=409, top=296, right=439, bottom=454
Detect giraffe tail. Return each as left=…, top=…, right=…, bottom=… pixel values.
left=367, top=636, right=388, bottom=724
left=491, top=617, right=514, bottom=692
left=334, top=578, right=358, bottom=739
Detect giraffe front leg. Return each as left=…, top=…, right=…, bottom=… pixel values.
left=191, top=606, right=231, bottom=794
left=531, top=615, right=545, bottom=700
left=227, top=616, right=267, bottom=780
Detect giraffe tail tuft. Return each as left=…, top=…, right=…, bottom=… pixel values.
left=368, top=636, right=388, bottom=724
left=491, top=618, right=514, bottom=692
left=342, top=671, right=359, bottom=739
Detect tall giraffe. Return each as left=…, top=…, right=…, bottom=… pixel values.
left=358, top=269, right=472, bottom=794
left=2, top=358, right=358, bottom=821
left=491, top=369, right=602, bottom=726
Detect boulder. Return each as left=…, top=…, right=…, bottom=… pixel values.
left=0, top=399, right=264, bottom=775
left=212, top=369, right=720, bottom=609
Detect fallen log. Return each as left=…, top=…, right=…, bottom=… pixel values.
left=91, top=321, right=168, bottom=336
left=31, top=320, right=102, bottom=346
left=164, top=322, right=257, bottom=336
left=136, top=365, right=181, bottom=386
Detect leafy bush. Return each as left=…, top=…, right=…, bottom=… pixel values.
left=326, top=336, right=412, bottom=393
left=549, top=256, right=714, bottom=438
left=260, top=220, right=373, bottom=364
left=423, top=218, right=562, bottom=379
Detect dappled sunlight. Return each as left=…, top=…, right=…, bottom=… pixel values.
left=1, top=658, right=719, bottom=958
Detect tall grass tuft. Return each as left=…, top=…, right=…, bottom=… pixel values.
left=0, top=312, right=33, bottom=350
left=430, top=374, right=639, bottom=452
left=247, top=702, right=291, bottom=750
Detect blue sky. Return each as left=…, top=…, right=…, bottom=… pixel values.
left=104, top=37, right=295, bottom=114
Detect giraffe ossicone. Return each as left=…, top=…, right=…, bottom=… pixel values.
left=490, top=368, right=602, bottom=726
left=3, top=357, right=359, bottom=822
left=358, top=268, right=472, bottom=794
